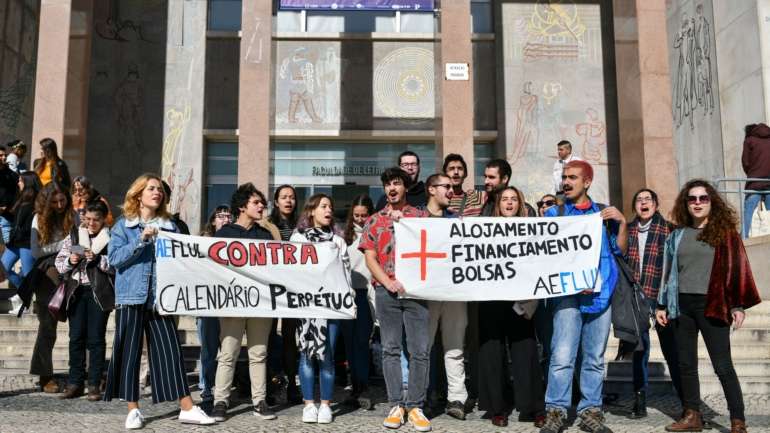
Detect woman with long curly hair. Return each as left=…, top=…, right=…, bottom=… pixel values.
left=656, top=179, right=761, bottom=433
left=478, top=186, right=545, bottom=427
left=28, top=181, right=75, bottom=393
left=104, top=174, right=214, bottom=428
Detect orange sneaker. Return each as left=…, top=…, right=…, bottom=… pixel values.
left=408, top=408, right=432, bottom=432
left=383, top=405, right=405, bottom=429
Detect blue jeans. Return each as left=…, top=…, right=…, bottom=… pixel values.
left=743, top=193, right=770, bottom=237
left=545, top=295, right=612, bottom=414
left=197, top=317, right=221, bottom=401
left=298, top=320, right=339, bottom=401
left=1, top=246, right=35, bottom=288
left=342, top=289, right=373, bottom=389
left=0, top=216, right=12, bottom=244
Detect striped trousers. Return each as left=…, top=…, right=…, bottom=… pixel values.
left=104, top=305, right=190, bottom=403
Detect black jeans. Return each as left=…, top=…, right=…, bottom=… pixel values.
left=675, top=294, right=744, bottom=420
left=67, top=286, right=110, bottom=387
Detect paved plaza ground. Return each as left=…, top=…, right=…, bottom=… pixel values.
left=1, top=384, right=768, bottom=433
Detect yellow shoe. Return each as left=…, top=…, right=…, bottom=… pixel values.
left=408, top=408, right=432, bottom=432
left=383, top=405, right=405, bottom=429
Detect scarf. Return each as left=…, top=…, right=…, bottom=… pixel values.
left=296, top=227, right=335, bottom=360
left=626, top=212, right=672, bottom=299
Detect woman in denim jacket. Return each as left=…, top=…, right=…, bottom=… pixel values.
left=103, top=173, right=214, bottom=429
left=656, top=179, right=761, bottom=433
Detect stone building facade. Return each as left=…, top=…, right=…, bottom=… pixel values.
left=1, top=0, right=768, bottom=232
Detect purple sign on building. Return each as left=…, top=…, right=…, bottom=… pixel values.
left=279, top=1, right=434, bottom=11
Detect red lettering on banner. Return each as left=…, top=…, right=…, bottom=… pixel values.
left=301, top=244, right=318, bottom=264
left=266, top=243, right=282, bottom=264
left=282, top=244, right=297, bottom=264
left=400, top=229, right=447, bottom=281
left=249, top=242, right=267, bottom=265
left=228, top=241, right=247, bottom=267
left=208, top=241, right=229, bottom=265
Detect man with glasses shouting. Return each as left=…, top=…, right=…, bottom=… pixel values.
left=376, top=151, right=427, bottom=210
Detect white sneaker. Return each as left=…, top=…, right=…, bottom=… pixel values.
left=302, top=404, right=318, bottom=423
left=317, top=403, right=333, bottom=424
left=178, top=405, right=216, bottom=425
left=8, top=295, right=22, bottom=315
left=125, top=408, right=145, bottom=430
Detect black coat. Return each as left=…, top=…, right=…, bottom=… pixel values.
left=63, top=227, right=115, bottom=312
left=0, top=166, right=19, bottom=210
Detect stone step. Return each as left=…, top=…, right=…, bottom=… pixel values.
left=604, top=340, right=770, bottom=361
left=607, top=359, right=770, bottom=378
left=0, top=313, right=199, bottom=330
left=0, top=328, right=202, bottom=346
left=0, top=344, right=202, bottom=360
left=604, top=375, right=770, bottom=396
left=0, top=354, right=200, bottom=371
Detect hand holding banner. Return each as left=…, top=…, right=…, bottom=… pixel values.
left=394, top=214, right=604, bottom=301
left=155, top=232, right=356, bottom=319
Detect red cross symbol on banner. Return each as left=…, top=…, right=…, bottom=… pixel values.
left=400, top=229, right=447, bottom=281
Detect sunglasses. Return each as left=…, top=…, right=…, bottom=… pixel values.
left=687, top=194, right=710, bottom=204
left=537, top=200, right=556, bottom=208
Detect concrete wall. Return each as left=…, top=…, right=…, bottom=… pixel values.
left=499, top=1, right=615, bottom=204
left=713, top=1, right=765, bottom=186
left=161, top=0, right=206, bottom=232
left=84, top=0, right=168, bottom=214
left=0, top=0, right=39, bottom=147
left=666, top=0, right=724, bottom=185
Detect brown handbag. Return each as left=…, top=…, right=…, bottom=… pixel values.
left=47, top=280, right=68, bottom=322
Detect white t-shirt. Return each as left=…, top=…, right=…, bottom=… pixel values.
left=552, top=153, right=583, bottom=194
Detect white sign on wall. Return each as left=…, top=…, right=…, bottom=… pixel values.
left=445, top=63, right=470, bottom=81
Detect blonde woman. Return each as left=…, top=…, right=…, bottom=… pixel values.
left=104, top=173, right=213, bottom=429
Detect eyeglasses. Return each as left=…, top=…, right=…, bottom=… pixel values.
left=399, top=162, right=419, bottom=168
left=635, top=197, right=653, bottom=204
left=687, top=195, right=710, bottom=204
left=215, top=213, right=231, bottom=220
left=537, top=200, right=556, bottom=208
left=431, top=183, right=451, bottom=189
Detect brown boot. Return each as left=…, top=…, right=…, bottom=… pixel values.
left=730, top=419, right=747, bottom=433
left=40, top=377, right=59, bottom=394
left=86, top=383, right=102, bottom=402
left=59, top=384, right=84, bottom=399
left=666, top=409, right=704, bottom=432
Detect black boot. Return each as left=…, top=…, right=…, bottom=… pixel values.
left=628, top=390, right=647, bottom=419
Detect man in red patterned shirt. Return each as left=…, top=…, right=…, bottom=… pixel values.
left=359, top=167, right=431, bottom=432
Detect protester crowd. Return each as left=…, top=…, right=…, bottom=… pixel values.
left=0, top=138, right=762, bottom=433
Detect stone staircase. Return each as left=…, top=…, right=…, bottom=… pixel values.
left=0, top=299, right=203, bottom=393
left=1, top=290, right=768, bottom=396
left=604, top=301, right=770, bottom=396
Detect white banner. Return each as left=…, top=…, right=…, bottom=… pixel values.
left=154, top=232, right=355, bottom=319
left=394, top=215, right=604, bottom=301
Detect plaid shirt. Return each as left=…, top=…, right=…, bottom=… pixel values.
left=625, top=212, right=673, bottom=299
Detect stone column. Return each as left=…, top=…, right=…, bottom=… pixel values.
left=238, top=0, right=273, bottom=193
left=160, top=0, right=207, bottom=232
left=635, top=0, right=678, bottom=213
left=31, top=0, right=73, bottom=158
left=436, top=0, right=474, bottom=182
